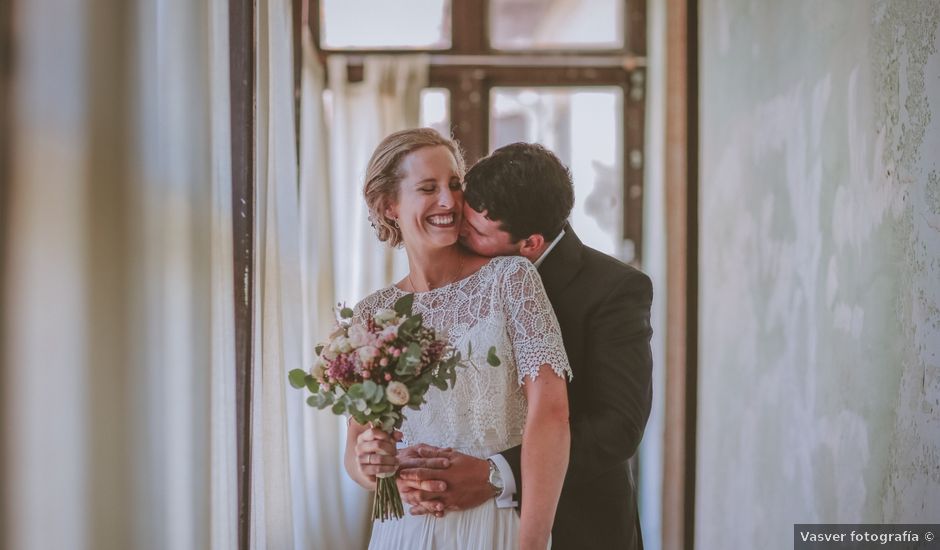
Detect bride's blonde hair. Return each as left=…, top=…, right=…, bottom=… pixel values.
left=364, top=128, right=466, bottom=248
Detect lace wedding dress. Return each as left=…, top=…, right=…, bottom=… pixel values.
left=354, top=256, right=572, bottom=550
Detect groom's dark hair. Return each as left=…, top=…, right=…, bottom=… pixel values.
left=464, top=142, right=574, bottom=242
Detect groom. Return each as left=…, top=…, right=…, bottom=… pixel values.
left=397, top=142, right=653, bottom=549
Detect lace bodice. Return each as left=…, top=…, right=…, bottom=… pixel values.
left=354, top=256, right=572, bottom=458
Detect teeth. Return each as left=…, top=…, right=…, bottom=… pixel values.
left=428, top=214, right=455, bottom=226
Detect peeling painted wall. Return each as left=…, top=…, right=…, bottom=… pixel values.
left=697, top=2, right=940, bottom=548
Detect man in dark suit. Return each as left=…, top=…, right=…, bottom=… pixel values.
left=396, top=142, right=653, bottom=549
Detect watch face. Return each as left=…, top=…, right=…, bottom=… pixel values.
left=488, top=461, right=503, bottom=490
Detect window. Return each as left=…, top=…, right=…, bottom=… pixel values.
left=489, top=0, right=624, bottom=50
left=311, top=0, right=646, bottom=263
left=320, top=0, right=451, bottom=49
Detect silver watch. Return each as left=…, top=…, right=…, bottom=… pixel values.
left=486, top=458, right=504, bottom=495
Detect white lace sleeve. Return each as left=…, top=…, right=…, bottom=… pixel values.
left=498, top=257, right=573, bottom=384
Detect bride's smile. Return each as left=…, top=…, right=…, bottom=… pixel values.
left=384, top=144, right=464, bottom=251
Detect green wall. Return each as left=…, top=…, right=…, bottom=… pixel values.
left=697, top=2, right=940, bottom=547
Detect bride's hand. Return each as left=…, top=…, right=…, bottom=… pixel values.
left=354, top=427, right=401, bottom=484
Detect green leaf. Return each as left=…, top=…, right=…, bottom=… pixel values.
left=346, top=383, right=364, bottom=399
left=398, top=314, right=422, bottom=338
left=486, top=346, right=501, bottom=367
left=340, top=307, right=354, bottom=319
left=431, top=377, right=448, bottom=391
left=393, top=293, right=415, bottom=316
left=371, top=383, right=386, bottom=402
left=306, top=395, right=321, bottom=408
left=288, top=369, right=308, bottom=389
left=362, top=380, right=378, bottom=399
left=305, top=376, right=319, bottom=393
left=331, top=401, right=347, bottom=415
left=314, top=344, right=324, bottom=356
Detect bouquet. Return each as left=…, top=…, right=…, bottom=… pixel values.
left=289, top=293, right=499, bottom=521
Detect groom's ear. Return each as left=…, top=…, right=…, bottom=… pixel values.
left=517, top=234, right=546, bottom=258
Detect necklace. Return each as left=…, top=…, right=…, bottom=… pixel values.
left=408, top=252, right=464, bottom=292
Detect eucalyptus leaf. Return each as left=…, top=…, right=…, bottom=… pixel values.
left=340, top=307, right=354, bottom=319
left=393, top=293, right=414, bottom=316
left=331, top=401, right=346, bottom=415
left=305, top=377, right=319, bottom=393
left=372, top=383, right=387, bottom=402
left=288, top=369, right=308, bottom=389
left=398, top=314, right=422, bottom=337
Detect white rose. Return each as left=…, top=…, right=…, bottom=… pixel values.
left=311, top=359, right=327, bottom=381
left=348, top=323, right=371, bottom=348
left=356, top=345, right=378, bottom=363
left=328, top=336, right=352, bottom=354
left=385, top=381, right=410, bottom=406
left=380, top=324, right=399, bottom=341
left=373, top=308, right=398, bottom=326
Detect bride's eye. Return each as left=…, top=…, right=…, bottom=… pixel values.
left=449, top=180, right=462, bottom=190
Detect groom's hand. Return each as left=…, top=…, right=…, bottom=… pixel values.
left=396, top=444, right=450, bottom=515
left=398, top=446, right=493, bottom=515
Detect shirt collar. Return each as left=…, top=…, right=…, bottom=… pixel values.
left=533, top=228, right=566, bottom=267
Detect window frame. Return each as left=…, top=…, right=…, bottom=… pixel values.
left=310, top=0, right=647, bottom=263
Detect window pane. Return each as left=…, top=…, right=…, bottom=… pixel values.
left=420, top=88, right=451, bottom=138
left=490, top=87, right=626, bottom=258
left=489, top=0, right=623, bottom=50
left=321, top=0, right=451, bottom=49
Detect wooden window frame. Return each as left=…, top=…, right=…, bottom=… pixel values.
left=229, top=1, right=255, bottom=550
left=309, top=0, right=648, bottom=263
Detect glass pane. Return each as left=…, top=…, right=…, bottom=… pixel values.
left=420, top=88, right=451, bottom=138
left=490, top=87, right=625, bottom=258
left=489, top=0, right=623, bottom=50
left=321, top=0, right=451, bottom=49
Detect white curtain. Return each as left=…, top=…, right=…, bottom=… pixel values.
left=294, top=25, right=375, bottom=550
left=327, top=54, right=429, bottom=304
left=249, top=0, right=306, bottom=548
left=3, top=0, right=236, bottom=549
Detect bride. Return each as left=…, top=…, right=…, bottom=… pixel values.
left=344, top=128, right=571, bottom=550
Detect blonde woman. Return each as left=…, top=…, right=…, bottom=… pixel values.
left=344, top=128, right=571, bottom=550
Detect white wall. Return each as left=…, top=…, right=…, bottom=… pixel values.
left=696, top=2, right=940, bottom=548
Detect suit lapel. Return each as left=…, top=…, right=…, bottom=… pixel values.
left=538, top=225, right=584, bottom=296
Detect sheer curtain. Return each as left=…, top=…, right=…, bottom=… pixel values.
left=249, top=0, right=308, bottom=548
left=294, top=25, right=374, bottom=550
left=3, top=0, right=236, bottom=549
left=327, top=54, right=428, bottom=304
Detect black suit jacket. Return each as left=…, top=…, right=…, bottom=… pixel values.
left=499, top=227, right=653, bottom=550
